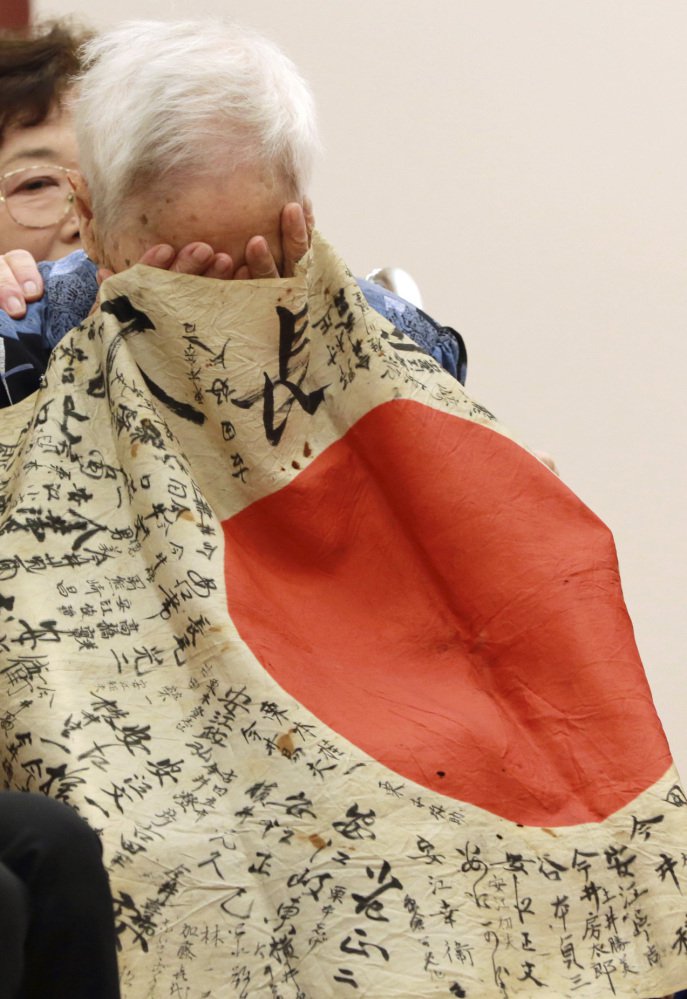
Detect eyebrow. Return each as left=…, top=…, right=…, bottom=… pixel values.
left=0, top=148, right=60, bottom=170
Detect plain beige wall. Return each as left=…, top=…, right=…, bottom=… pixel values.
left=35, top=0, right=687, bottom=777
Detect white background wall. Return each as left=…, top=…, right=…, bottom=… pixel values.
left=35, top=0, right=687, bottom=778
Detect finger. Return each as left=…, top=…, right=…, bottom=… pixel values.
left=280, top=202, right=309, bottom=278
left=200, top=253, right=234, bottom=280
left=170, top=245, right=235, bottom=279
left=98, top=245, right=175, bottom=285
left=244, top=236, right=280, bottom=279
left=0, top=250, right=44, bottom=317
left=233, top=264, right=251, bottom=281
left=136, top=244, right=176, bottom=269
left=169, top=242, right=215, bottom=275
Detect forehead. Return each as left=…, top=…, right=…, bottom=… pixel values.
left=0, top=107, right=79, bottom=175
left=138, top=166, right=290, bottom=247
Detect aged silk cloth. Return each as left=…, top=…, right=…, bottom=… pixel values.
left=0, top=233, right=685, bottom=998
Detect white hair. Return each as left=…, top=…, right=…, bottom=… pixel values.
left=73, top=20, right=319, bottom=229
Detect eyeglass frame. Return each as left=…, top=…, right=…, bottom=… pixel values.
left=0, top=163, right=78, bottom=230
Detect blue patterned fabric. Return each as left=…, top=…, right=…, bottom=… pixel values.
left=1, top=252, right=466, bottom=407
left=357, top=278, right=467, bottom=385
left=0, top=250, right=98, bottom=350
left=0, top=251, right=98, bottom=407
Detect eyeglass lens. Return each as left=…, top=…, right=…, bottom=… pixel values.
left=0, top=166, right=75, bottom=229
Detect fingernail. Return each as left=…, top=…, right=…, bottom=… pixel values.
left=191, top=244, right=212, bottom=262
left=6, top=296, right=23, bottom=316
left=22, top=281, right=38, bottom=297
left=153, top=245, right=174, bottom=265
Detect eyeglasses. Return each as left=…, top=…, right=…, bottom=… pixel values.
left=0, top=164, right=77, bottom=229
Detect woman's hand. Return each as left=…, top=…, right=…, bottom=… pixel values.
left=0, top=199, right=314, bottom=317
left=95, top=242, right=235, bottom=285
left=0, top=250, right=45, bottom=317
left=233, top=199, right=314, bottom=279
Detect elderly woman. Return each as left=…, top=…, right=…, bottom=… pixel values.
left=72, top=24, right=314, bottom=285
left=0, top=20, right=307, bottom=295
left=0, top=21, right=336, bottom=404
left=0, top=22, right=464, bottom=406
left=0, top=26, right=465, bottom=407
left=0, top=18, right=685, bottom=999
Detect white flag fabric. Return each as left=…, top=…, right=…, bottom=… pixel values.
left=0, top=233, right=685, bottom=998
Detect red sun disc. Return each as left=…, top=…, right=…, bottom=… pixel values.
left=224, top=399, right=670, bottom=826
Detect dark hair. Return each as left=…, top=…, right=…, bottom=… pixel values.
left=0, top=21, right=90, bottom=145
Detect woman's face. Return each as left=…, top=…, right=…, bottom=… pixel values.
left=0, top=105, right=81, bottom=260
left=82, top=163, right=292, bottom=277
